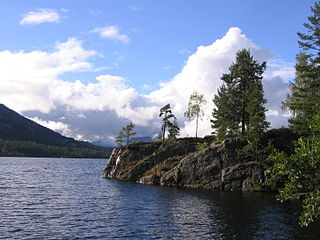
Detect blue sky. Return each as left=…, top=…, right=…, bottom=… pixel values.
left=0, top=0, right=315, bottom=145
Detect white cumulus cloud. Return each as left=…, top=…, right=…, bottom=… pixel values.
left=20, top=8, right=60, bottom=25
left=0, top=38, right=97, bottom=113
left=29, top=117, right=72, bottom=137
left=0, top=27, right=292, bottom=144
left=148, top=27, right=286, bottom=137
left=92, top=26, right=130, bottom=43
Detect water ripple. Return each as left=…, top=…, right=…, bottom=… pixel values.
left=0, top=157, right=319, bottom=239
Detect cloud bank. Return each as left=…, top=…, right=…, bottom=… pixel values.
left=0, top=27, right=292, bottom=144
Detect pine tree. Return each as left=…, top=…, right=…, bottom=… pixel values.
left=269, top=1, right=320, bottom=226
left=184, top=91, right=207, bottom=138
left=115, top=129, right=125, bottom=146
left=122, top=122, right=136, bottom=145
left=159, top=104, right=176, bottom=145
left=246, top=81, right=270, bottom=141
left=211, top=84, right=239, bottom=139
left=211, top=49, right=269, bottom=140
left=297, top=0, right=320, bottom=62
left=284, top=1, right=320, bottom=136
left=168, top=119, right=180, bottom=140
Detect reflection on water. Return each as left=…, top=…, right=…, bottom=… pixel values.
left=0, top=157, right=319, bottom=239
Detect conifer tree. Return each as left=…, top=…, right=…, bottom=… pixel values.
left=122, top=122, right=136, bottom=145
left=269, top=2, right=320, bottom=226
left=159, top=104, right=176, bottom=144
left=284, top=1, right=320, bottom=136
left=211, top=84, right=239, bottom=139
left=211, top=49, right=269, bottom=140
left=168, top=119, right=180, bottom=140
left=115, top=129, right=125, bottom=146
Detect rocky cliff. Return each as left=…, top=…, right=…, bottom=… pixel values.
left=103, top=137, right=270, bottom=191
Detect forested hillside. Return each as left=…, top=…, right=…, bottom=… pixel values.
left=0, top=104, right=112, bottom=158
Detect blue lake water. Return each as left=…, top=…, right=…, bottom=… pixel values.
left=0, top=157, right=319, bottom=239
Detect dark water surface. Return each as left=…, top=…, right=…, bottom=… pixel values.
left=0, top=157, right=319, bottom=239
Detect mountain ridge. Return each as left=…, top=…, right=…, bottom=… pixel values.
left=0, top=104, right=112, bottom=157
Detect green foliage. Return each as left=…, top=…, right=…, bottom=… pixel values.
left=168, top=119, right=180, bottom=140
left=159, top=104, right=178, bottom=144
left=260, top=128, right=299, bottom=155
left=184, top=91, right=207, bottom=138
left=120, top=122, right=136, bottom=145
left=297, top=0, right=320, bottom=60
left=284, top=1, right=320, bottom=136
left=115, top=129, right=125, bottom=146
left=196, top=141, right=210, bottom=151
left=247, top=179, right=265, bottom=192
left=173, top=169, right=180, bottom=184
left=268, top=113, right=320, bottom=226
left=271, top=2, right=320, bottom=225
left=211, top=49, right=269, bottom=140
left=0, top=139, right=111, bottom=158
left=284, top=53, right=320, bottom=136
left=212, top=84, right=239, bottom=140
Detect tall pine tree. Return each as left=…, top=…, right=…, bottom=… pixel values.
left=284, top=1, right=320, bottom=136
left=211, top=49, right=269, bottom=140
left=159, top=104, right=176, bottom=145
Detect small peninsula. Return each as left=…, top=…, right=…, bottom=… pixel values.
left=103, top=128, right=296, bottom=191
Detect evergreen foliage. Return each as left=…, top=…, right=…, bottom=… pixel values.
left=168, top=119, right=180, bottom=140
left=115, top=129, right=125, bottom=146
left=211, top=49, right=269, bottom=140
left=284, top=1, right=320, bottom=136
left=269, top=2, right=320, bottom=226
left=159, top=104, right=178, bottom=144
left=121, top=122, right=136, bottom=145
left=184, top=91, right=207, bottom=138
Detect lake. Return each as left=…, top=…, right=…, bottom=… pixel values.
left=0, top=157, right=319, bottom=239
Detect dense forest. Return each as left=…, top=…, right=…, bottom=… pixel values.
left=0, top=139, right=111, bottom=158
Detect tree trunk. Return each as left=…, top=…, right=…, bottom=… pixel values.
left=162, top=125, right=166, bottom=146
left=196, top=115, right=198, bottom=139
left=241, top=105, right=246, bottom=134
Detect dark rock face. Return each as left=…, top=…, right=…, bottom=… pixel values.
left=103, top=141, right=162, bottom=180
left=103, top=138, right=267, bottom=191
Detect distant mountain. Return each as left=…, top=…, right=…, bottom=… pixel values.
left=134, top=136, right=153, bottom=143
left=0, top=104, right=112, bottom=158
left=92, top=139, right=117, bottom=148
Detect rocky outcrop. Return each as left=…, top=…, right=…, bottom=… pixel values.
left=103, top=138, right=268, bottom=191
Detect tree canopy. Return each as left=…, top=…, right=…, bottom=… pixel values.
left=184, top=91, right=206, bottom=138
left=159, top=104, right=178, bottom=144
left=269, top=1, right=320, bottom=226
left=269, top=110, right=320, bottom=226
left=284, top=1, right=320, bottom=136
left=168, top=119, right=180, bottom=140
left=211, top=49, right=269, bottom=140
left=117, top=122, right=136, bottom=145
